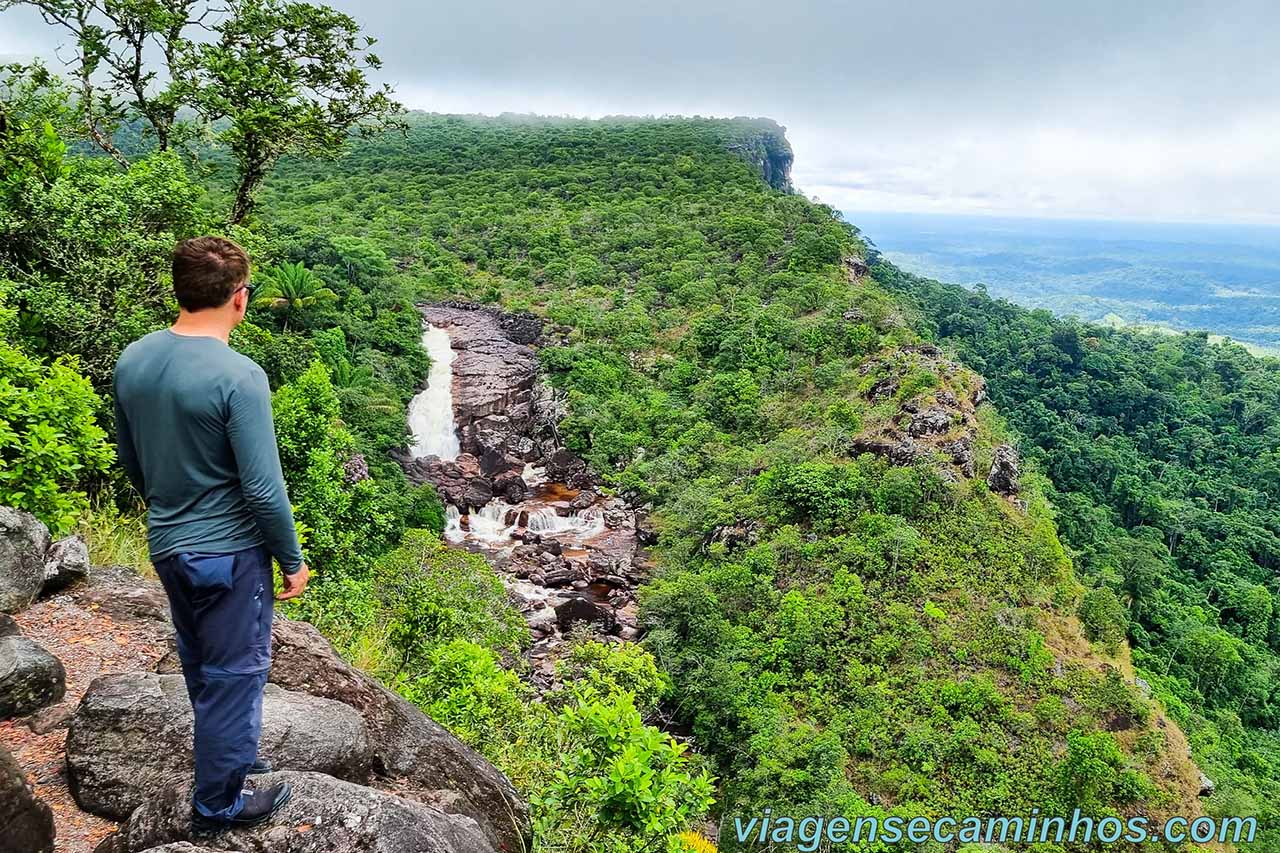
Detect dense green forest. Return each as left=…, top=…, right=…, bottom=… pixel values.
left=1, top=9, right=1264, bottom=847
left=875, top=260, right=1280, bottom=849
left=247, top=113, right=1227, bottom=849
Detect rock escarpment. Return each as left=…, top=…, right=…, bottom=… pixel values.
left=723, top=119, right=794, bottom=192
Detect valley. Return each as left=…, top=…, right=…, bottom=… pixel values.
left=855, top=211, right=1280, bottom=352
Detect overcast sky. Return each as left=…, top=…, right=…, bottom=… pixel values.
left=4, top=0, right=1279, bottom=223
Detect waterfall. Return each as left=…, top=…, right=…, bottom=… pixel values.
left=411, top=316, right=606, bottom=552
left=526, top=507, right=605, bottom=538
left=464, top=501, right=520, bottom=545
left=407, top=323, right=461, bottom=460
left=443, top=505, right=464, bottom=543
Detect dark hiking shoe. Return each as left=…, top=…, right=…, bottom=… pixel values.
left=192, top=782, right=293, bottom=838
left=247, top=758, right=273, bottom=775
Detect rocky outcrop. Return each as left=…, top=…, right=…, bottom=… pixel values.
left=266, top=618, right=530, bottom=853
left=987, top=444, right=1021, bottom=496
left=852, top=344, right=989, bottom=480
left=554, top=596, right=615, bottom=635
left=1, top=506, right=52, bottom=613
left=397, top=303, right=580, bottom=512
left=404, top=451, right=530, bottom=509
left=422, top=304, right=541, bottom=461
left=0, top=613, right=65, bottom=719
left=2, top=507, right=94, bottom=614
left=1, top=741, right=55, bottom=853
left=723, top=119, right=794, bottom=192
left=1198, top=772, right=1216, bottom=797
left=95, top=771, right=494, bottom=853
left=67, top=672, right=372, bottom=821
left=44, top=535, right=90, bottom=594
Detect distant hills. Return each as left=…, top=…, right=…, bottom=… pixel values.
left=852, top=211, right=1280, bottom=353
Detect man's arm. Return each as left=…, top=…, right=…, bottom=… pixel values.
left=225, top=368, right=307, bottom=576
left=113, top=392, right=146, bottom=497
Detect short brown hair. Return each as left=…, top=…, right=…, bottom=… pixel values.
left=172, top=236, right=250, bottom=311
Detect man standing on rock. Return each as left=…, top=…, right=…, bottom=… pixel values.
left=113, top=236, right=309, bottom=836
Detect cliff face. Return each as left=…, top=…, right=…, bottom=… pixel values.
left=722, top=118, right=794, bottom=191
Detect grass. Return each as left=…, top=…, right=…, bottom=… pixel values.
left=78, top=500, right=153, bottom=577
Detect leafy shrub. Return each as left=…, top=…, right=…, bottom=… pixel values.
left=403, top=483, right=446, bottom=533
left=396, top=639, right=531, bottom=747
left=231, top=321, right=317, bottom=388
left=373, top=528, right=528, bottom=668
left=533, top=693, right=714, bottom=848
left=272, top=362, right=405, bottom=573
left=1079, top=586, right=1128, bottom=653
left=554, top=637, right=672, bottom=715
left=0, top=341, right=112, bottom=533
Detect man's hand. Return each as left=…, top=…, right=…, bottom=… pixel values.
left=277, top=562, right=310, bottom=600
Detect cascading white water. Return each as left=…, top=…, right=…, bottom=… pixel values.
left=526, top=507, right=605, bottom=538
left=443, top=505, right=464, bottom=543
left=407, top=323, right=460, bottom=460
left=444, top=500, right=605, bottom=547
left=412, top=319, right=605, bottom=552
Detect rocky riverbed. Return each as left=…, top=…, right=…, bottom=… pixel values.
left=396, top=303, right=649, bottom=682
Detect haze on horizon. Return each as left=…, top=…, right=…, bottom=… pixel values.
left=4, top=0, right=1278, bottom=225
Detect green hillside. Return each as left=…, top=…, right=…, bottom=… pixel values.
left=876, top=259, right=1280, bottom=851
left=251, top=114, right=1217, bottom=847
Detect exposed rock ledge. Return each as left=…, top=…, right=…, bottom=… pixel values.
left=396, top=302, right=596, bottom=509
left=1, top=518, right=531, bottom=853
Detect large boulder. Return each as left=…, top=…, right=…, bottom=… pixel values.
left=68, top=672, right=373, bottom=820
left=1, top=741, right=55, bottom=853
left=79, top=564, right=173, bottom=626
left=0, top=614, right=65, bottom=719
left=268, top=618, right=531, bottom=853
left=0, top=506, right=52, bottom=613
left=137, top=846, right=225, bottom=853
left=43, top=534, right=90, bottom=593
left=555, top=595, right=615, bottom=635
left=97, top=771, right=494, bottom=853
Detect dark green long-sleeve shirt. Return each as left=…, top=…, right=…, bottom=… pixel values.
left=113, top=329, right=305, bottom=573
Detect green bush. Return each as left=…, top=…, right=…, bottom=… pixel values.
left=396, top=639, right=531, bottom=747
left=373, top=528, right=528, bottom=668
left=1079, top=587, right=1128, bottom=653
left=554, top=637, right=672, bottom=715
left=271, top=362, right=406, bottom=573
left=0, top=340, right=113, bottom=533
left=533, top=693, right=714, bottom=850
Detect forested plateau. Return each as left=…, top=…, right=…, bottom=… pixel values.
left=3, top=67, right=1272, bottom=850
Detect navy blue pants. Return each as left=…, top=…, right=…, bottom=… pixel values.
left=154, top=545, right=273, bottom=820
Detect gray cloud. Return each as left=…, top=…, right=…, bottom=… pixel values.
left=4, top=0, right=1279, bottom=222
